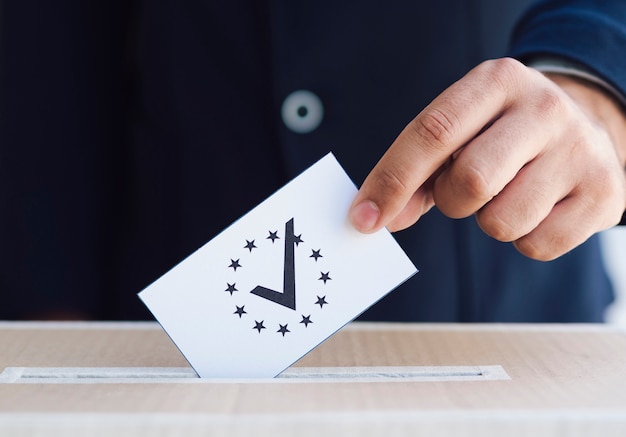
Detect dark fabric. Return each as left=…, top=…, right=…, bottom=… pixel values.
left=0, top=0, right=620, bottom=321
left=510, top=0, right=626, bottom=100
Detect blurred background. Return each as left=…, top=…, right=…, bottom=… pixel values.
left=0, top=3, right=623, bottom=324
left=601, top=228, right=626, bottom=327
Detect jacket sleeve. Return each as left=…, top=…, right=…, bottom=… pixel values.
left=509, top=0, right=626, bottom=101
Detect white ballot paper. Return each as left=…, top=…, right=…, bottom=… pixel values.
left=139, top=153, right=418, bottom=378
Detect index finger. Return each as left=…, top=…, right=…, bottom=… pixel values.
left=348, top=58, right=523, bottom=233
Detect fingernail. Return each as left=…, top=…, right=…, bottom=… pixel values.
left=349, top=200, right=380, bottom=233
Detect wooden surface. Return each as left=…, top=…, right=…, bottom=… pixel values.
left=1, top=322, right=626, bottom=436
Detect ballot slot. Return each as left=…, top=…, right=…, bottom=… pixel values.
left=0, top=365, right=509, bottom=384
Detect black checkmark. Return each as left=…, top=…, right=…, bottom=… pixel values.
left=250, top=218, right=297, bottom=310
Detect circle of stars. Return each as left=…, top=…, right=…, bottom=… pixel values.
left=224, top=227, right=333, bottom=337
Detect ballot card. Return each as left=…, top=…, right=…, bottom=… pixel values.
left=138, top=153, right=418, bottom=378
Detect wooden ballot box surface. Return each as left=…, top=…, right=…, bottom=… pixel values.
left=1, top=322, right=626, bottom=436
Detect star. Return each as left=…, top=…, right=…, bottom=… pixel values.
left=244, top=239, right=257, bottom=252
left=300, top=315, right=313, bottom=327
left=319, top=271, right=331, bottom=284
left=228, top=259, right=241, bottom=271
left=234, top=305, right=247, bottom=318
left=225, top=283, right=238, bottom=295
left=310, top=249, right=322, bottom=261
left=294, top=234, right=304, bottom=246
left=267, top=230, right=280, bottom=243
left=253, top=320, right=266, bottom=333
left=315, top=295, right=328, bottom=308
left=277, top=324, right=290, bottom=337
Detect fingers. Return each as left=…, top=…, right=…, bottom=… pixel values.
left=477, top=78, right=626, bottom=259
left=349, top=58, right=522, bottom=233
left=386, top=175, right=437, bottom=232
left=473, top=153, right=570, bottom=244
left=512, top=131, right=626, bottom=260
left=513, top=198, right=595, bottom=261
left=433, top=107, right=550, bottom=220
left=349, top=57, right=626, bottom=260
left=514, top=182, right=622, bottom=261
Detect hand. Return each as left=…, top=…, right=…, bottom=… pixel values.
left=349, top=58, right=626, bottom=261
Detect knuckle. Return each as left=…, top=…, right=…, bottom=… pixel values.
left=532, top=86, right=566, bottom=120
left=451, top=162, right=497, bottom=201
left=412, top=107, right=460, bottom=150
left=372, top=166, right=410, bottom=199
left=592, top=168, right=619, bottom=200
left=514, top=237, right=561, bottom=261
left=434, top=163, right=498, bottom=220
left=477, top=57, right=526, bottom=93
left=476, top=209, right=518, bottom=242
left=580, top=174, right=624, bottom=228
left=574, top=143, right=626, bottom=225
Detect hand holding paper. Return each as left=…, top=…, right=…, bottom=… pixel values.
left=139, top=153, right=417, bottom=378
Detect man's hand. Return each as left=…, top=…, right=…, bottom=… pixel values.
left=349, top=58, right=626, bottom=261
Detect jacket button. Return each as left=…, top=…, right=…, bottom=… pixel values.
left=281, top=90, right=324, bottom=134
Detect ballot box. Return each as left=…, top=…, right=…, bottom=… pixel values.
left=1, top=322, right=625, bottom=436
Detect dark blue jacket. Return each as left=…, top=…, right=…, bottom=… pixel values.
left=1, top=1, right=625, bottom=321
